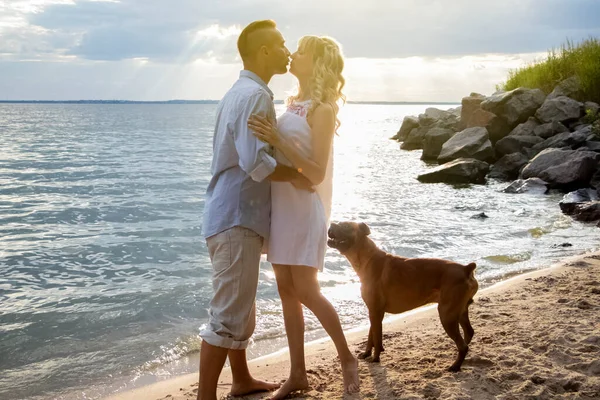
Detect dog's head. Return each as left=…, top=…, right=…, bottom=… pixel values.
left=327, top=221, right=371, bottom=254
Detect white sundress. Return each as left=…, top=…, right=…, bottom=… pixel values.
left=267, top=100, right=334, bottom=271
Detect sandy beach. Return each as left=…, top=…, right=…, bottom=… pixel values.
left=106, top=252, right=600, bottom=400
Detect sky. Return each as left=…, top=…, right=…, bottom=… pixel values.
left=0, top=0, right=599, bottom=102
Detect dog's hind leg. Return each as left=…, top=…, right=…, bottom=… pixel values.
left=438, top=306, right=468, bottom=372
left=459, top=305, right=474, bottom=345
left=359, top=327, right=373, bottom=359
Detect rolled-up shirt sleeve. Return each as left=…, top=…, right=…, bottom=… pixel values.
left=234, top=90, right=277, bottom=182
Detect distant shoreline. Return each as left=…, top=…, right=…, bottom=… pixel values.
left=0, top=100, right=460, bottom=105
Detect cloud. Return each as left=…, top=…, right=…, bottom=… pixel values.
left=1, top=0, right=598, bottom=63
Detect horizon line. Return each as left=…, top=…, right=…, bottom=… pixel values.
left=0, top=99, right=461, bottom=105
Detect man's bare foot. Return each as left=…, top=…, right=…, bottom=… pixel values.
left=230, top=378, right=280, bottom=397
left=342, top=357, right=360, bottom=394
left=269, top=375, right=309, bottom=400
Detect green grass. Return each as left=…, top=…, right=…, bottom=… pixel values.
left=499, top=38, right=600, bottom=104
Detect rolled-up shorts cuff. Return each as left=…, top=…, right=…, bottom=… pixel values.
left=200, top=329, right=250, bottom=350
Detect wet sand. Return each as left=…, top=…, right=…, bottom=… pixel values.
left=106, top=252, right=600, bottom=400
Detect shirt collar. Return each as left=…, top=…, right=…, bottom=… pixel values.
left=240, top=70, right=274, bottom=99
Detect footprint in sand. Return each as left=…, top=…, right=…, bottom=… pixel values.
left=464, top=355, right=495, bottom=368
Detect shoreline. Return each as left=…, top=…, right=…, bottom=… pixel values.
left=103, top=249, right=600, bottom=400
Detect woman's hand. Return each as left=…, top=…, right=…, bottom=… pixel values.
left=248, top=115, right=281, bottom=147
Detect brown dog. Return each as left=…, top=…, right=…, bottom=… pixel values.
left=327, top=221, right=479, bottom=372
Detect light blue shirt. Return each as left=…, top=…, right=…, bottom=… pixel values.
left=202, top=70, right=277, bottom=239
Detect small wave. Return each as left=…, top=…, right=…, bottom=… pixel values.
left=484, top=251, right=532, bottom=264
left=138, top=335, right=203, bottom=372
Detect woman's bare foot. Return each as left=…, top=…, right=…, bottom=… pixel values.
left=269, top=375, right=309, bottom=400
left=230, top=378, right=280, bottom=397
left=342, top=357, right=360, bottom=394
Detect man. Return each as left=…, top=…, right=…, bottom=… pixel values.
left=198, top=20, right=311, bottom=400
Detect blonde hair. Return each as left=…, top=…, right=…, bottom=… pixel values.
left=287, top=36, right=346, bottom=132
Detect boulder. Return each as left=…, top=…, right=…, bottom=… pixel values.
left=481, top=87, right=546, bottom=128
left=467, top=108, right=496, bottom=128
left=533, top=121, right=569, bottom=139
left=509, top=117, right=540, bottom=136
left=448, top=106, right=462, bottom=118
left=535, top=96, right=584, bottom=124
left=421, top=127, right=454, bottom=161
left=547, top=76, right=583, bottom=101
left=417, top=158, right=489, bottom=184
left=569, top=201, right=600, bottom=223
left=486, top=115, right=512, bottom=144
left=392, top=115, right=419, bottom=141
left=590, top=168, right=600, bottom=191
left=419, top=107, right=456, bottom=127
left=401, top=127, right=427, bottom=150
left=503, top=178, right=548, bottom=194
left=585, top=101, right=600, bottom=115
left=581, top=141, right=600, bottom=153
left=438, top=127, right=494, bottom=163
left=559, top=188, right=599, bottom=214
left=530, top=128, right=589, bottom=155
left=460, top=93, right=486, bottom=129
left=559, top=188, right=600, bottom=223
left=495, top=135, right=544, bottom=157
left=521, top=148, right=600, bottom=189
left=488, top=152, right=529, bottom=181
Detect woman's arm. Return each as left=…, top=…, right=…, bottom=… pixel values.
left=248, top=103, right=335, bottom=185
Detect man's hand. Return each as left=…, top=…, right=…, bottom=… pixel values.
left=291, top=173, right=315, bottom=192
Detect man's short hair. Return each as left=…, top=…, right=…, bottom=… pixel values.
left=237, top=20, right=277, bottom=61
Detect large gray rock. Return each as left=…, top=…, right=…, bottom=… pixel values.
left=568, top=202, right=600, bottom=223
left=448, top=106, right=462, bottom=118
left=547, top=77, right=583, bottom=101
left=582, top=141, right=600, bottom=152
left=585, top=102, right=600, bottom=115
left=509, top=117, right=540, bottom=136
left=486, top=115, right=512, bottom=144
left=533, top=121, right=569, bottom=139
left=503, top=178, right=548, bottom=194
left=393, top=115, right=419, bottom=141
left=530, top=128, right=589, bottom=155
left=488, top=152, right=529, bottom=181
left=481, top=87, right=546, bottom=128
left=401, top=127, right=427, bottom=150
left=591, top=169, right=600, bottom=191
left=417, top=158, right=489, bottom=184
left=495, top=135, right=544, bottom=157
left=560, top=192, right=600, bottom=222
left=419, top=107, right=456, bottom=127
left=521, top=148, right=600, bottom=189
left=467, top=108, right=496, bottom=128
left=535, top=96, right=584, bottom=124
left=559, top=188, right=599, bottom=214
left=421, top=127, right=454, bottom=161
left=460, top=93, right=486, bottom=129
left=438, top=127, right=494, bottom=163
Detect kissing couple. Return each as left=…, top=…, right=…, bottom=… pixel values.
left=199, top=19, right=358, bottom=400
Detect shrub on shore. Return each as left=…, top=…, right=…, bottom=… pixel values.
left=499, top=38, right=600, bottom=104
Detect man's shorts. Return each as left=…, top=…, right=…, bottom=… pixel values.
left=200, top=226, right=263, bottom=349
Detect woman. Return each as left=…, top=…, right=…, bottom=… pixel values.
left=248, top=36, right=359, bottom=399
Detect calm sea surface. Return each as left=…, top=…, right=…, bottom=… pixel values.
left=0, top=103, right=598, bottom=399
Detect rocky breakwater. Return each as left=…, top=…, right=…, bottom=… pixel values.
left=392, top=76, right=600, bottom=226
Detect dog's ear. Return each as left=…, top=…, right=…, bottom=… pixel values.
left=358, top=222, right=371, bottom=236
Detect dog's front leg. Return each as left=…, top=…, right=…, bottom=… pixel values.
left=358, top=326, right=373, bottom=359
left=368, top=310, right=385, bottom=362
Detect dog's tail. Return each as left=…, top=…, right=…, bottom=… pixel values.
left=464, top=262, right=476, bottom=276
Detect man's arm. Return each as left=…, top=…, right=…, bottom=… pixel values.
left=234, top=90, right=312, bottom=190
left=268, top=164, right=314, bottom=191
left=233, top=90, right=277, bottom=183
